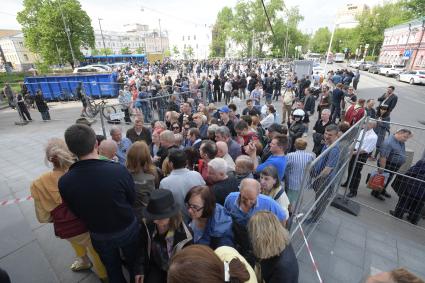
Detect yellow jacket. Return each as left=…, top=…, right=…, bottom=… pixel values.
left=30, top=170, right=65, bottom=223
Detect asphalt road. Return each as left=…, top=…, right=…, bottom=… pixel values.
left=332, top=63, right=425, bottom=127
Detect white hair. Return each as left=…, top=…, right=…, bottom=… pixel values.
left=208, top=158, right=227, bottom=174
left=321, top=108, right=331, bottom=115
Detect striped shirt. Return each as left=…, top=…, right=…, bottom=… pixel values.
left=284, top=150, right=315, bottom=191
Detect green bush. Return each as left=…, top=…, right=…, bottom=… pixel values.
left=364, top=55, right=378, bottom=62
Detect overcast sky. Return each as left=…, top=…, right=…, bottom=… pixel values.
left=1, top=0, right=384, bottom=37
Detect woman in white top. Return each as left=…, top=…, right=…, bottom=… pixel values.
left=260, top=105, right=277, bottom=129
left=259, top=165, right=290, bottom=219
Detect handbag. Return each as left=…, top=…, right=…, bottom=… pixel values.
left=367, top=171, right=389, bottom=191
left=50, top=202, right=87, bottom=239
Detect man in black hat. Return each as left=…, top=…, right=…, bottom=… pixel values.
left=135, top=189, right=192, bottom=283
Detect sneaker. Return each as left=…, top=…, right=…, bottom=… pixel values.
left=303, top=133, right=308, bottom=137
left=70, top=258, right=92, bottom=272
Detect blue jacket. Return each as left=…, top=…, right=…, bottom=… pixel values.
left=195, top=204, right=234, bottom=249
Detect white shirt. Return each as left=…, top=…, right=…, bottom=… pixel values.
left=355, top=129, right=378, bottom=154
left=224, top=81, right=232, bottom=92
left=260, top=113, right=275, bottom=129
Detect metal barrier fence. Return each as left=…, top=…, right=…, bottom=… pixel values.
left=289, top=116, right=366, bottom=256
left=344, top=118, right=425, bottom=228
left=98, top=90, right=210, bottom=138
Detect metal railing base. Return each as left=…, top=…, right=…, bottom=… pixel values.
left=331, top=194, right=361, bottom=216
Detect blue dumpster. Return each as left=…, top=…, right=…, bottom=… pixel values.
left=24, top=73, right=119, bottom=101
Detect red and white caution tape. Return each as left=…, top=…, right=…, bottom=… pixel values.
left=0, top=196, right=33, bottom=206
left=295, top=213, right=323, bottom=283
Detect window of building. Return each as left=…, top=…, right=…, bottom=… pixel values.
left=188, top=36, right=190, bottom=41
left=182, top=36, right=184, bottom=41
left=196, top=44, right=198, bottom=49
left=23, top=54, right=29, bottom=61
left=194, top=35, right=196, bottom=40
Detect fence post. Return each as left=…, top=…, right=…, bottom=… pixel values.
left=100, top=104, right=106, bottom=138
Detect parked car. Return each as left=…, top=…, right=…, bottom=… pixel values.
left=86, top=64, right=112, bottom=72
left=368, top=64, right=384, bottom=74
left=359, top=61, right=376, bottom=71
left=396, top=70, right=425, bottom=85
left=348, top=60, right=363, bottom=69
left=73, top=66, right=108, bottom=74
left=379, top=64, right=405, bottom=77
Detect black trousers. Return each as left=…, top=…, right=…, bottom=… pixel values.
left=213, top=88, right=221, bottom=102
left=122, top=108, right=131, bottom=123
left=18, top=105, right=32, bottom=121
left=394, top=193, right=425, bottom=224
left=346, top=152, right=369, bottom=194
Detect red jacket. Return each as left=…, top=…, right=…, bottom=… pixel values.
left=345, top=105, right=365, bottom=125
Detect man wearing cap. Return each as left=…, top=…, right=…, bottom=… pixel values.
left=135, top=189, right=193, bottom=283
left=218, top=105, right=237, bottom=137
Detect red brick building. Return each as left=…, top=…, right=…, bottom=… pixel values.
left=379, top=17, right=425, bottom=70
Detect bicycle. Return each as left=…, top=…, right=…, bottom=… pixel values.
left=84, top=96, right=117, bottom=121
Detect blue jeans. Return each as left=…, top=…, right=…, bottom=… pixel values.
left=90, top=220, right=140, bottom=283
left=140, top=102, right=151, bottom=123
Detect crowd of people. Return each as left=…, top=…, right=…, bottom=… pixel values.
left=2, top=58, right=421, bottom=283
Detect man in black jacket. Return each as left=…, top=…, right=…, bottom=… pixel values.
left=59, top=124, right=139, bottom=283
left=377, top=86, right=398, bottom=114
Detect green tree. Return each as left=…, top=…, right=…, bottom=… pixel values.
left=164, top=49, right=171, bottom=57
left=98, top=48, right=113, bottom=55
left=17, top=0, right=95, bottom=68
left=210, top=7, right=233, bottom=57
left=355, top=1, right=414, bottom=57
left=120, top=47, right=131, bottom=54
left=135, top=46, right=144, bottom=54
left=172, top=45, right=180, bottom=56
left=309, top=27, right=331, bottom=53
left=184, top=46, right=194, bottom=58
left=270, top=6, right=307, bottom=57
left=402, top=0, right=425, bottom=17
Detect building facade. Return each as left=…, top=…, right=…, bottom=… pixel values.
left=336, top=4, right=369, bottom=29
left=171, top=25, right=212, bottom=60
left=85, top=24, right=170, bottom=56
left=0, top=30, right=37, bottom=71
left=379, top=17, right=425, bottom=70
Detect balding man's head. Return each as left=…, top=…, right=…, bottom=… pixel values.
left=99, top=140, right=117, bottom=160
left=239, top=179, right=261, bottom=211
left=216, top=141, right=228, bottom=158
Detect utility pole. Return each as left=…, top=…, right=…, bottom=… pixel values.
left=158, top=19, right=163, bottom=58
left=251, top=32, right=254, bottom=58
left=58, top=0, right=77, bottom=68
left=324, top=22, right=338, bottom=74
left=98, top=18, right=107, bottom=56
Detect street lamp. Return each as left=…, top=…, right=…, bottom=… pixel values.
left=324, top=21, right=338, bottom=73
left=58, top=0, right=77, bottom=68
left=98, top=18, right=108, bottom=56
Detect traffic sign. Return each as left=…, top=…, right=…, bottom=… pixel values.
left=403, top=50, right=412, bottom=58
